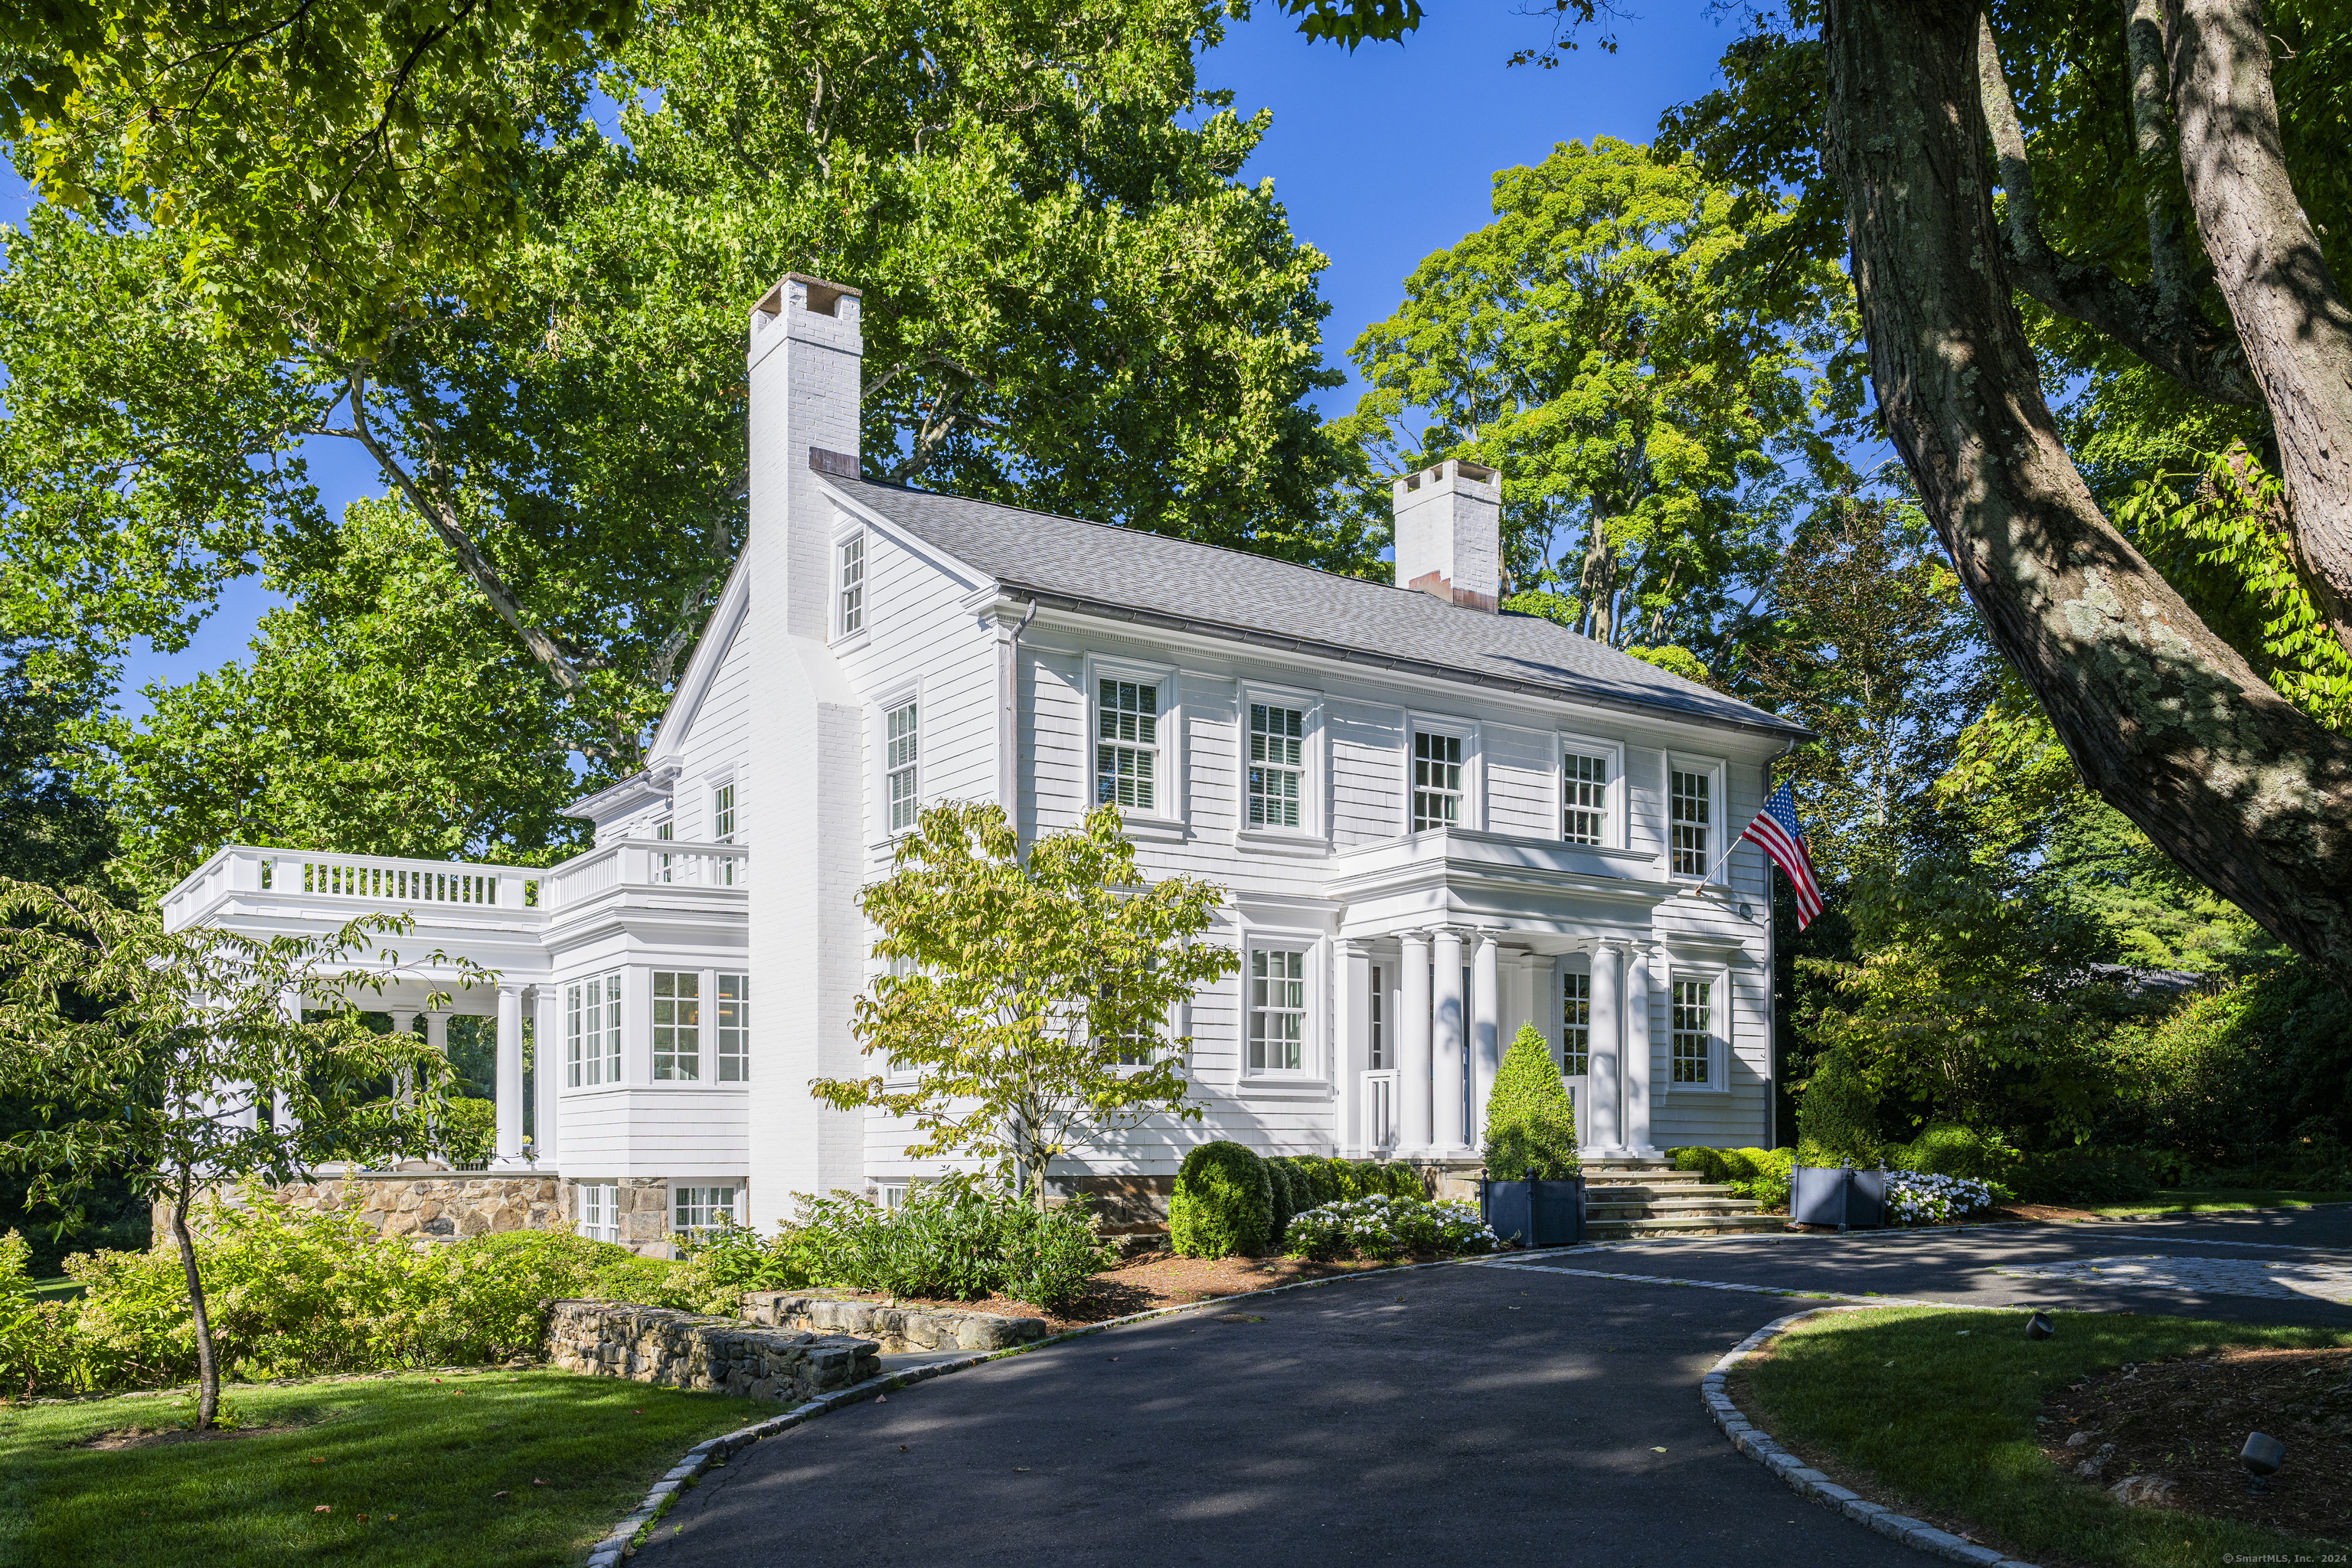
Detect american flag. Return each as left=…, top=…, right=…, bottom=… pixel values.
left=1739, top=782, right=1824, bottom=930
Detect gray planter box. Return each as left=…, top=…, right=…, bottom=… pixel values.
left=1479, top=1177, right=1585, bottom=1247
left=1791, top=1165, right=1886, bottom=1230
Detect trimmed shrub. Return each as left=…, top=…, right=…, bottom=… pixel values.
left=1667, top=1146, right=1795, bottom=1210
left=1169, top=1141, right=1273, bottom=1258
left=1264, top=1158, right=1300, bottom=1244
left=1795, top=1049, right=1880, bottom=1165
left=1891, top=1122, right=2020, bottom=1188
left=1482, top=1023, right=1578, bottom=1179
left=1295, top=1157, right=1344, bottom=1208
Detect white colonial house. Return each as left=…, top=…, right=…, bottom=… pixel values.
left=163, top=275, right=1806, bottom=1252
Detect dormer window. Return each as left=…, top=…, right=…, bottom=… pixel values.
left=838, top=534, right=865, bottom=635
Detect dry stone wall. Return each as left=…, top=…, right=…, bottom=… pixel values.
left=740, top=1292, right=1049, bottom=1354
left=544, top=1299, right=880, bottom=1400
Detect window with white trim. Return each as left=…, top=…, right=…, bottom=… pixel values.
left=652, top=971, right=701, bottom=1081
left=1563, top=972, right=1591, bottom=1076
left=716, top=973, right=749, bottom=1082
left=1246, top=702, right=1305, bottom=828
left=1369, top=965, right=1387, bottom=1070
left=1564, top=753, right=1609, bottom=845
left=1247, top=948, right=1308, bottom=1072
left=1101, top=982, right=1158, bottom=1066
left=566, top=972, right=621, bottom=1087
left=577, top=1181, right=619, bottom=1243
left=655, top=814, right=675, bottom=883
left=1670, top=769, right=1711, bottom=877
left=838, top=534, right=865, bottom=634
left=877, top=1182, right=909, bottom=1213
left=1096, top=679, right=1160, bottom=812
left=1412, top=730, right=1463, bottom=831
left=711, top=780, right=737, bottom=884
left=885, top=700, right=920, bottom=833
left=672, top=1185, right=737, bottom=1237
left=1671, top=979, right=1713, bottom=1085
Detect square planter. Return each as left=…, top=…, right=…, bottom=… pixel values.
left=1791, top=1165, right=1886, bottom=1230
left=1479, top=1177, right=1586, bottom=1247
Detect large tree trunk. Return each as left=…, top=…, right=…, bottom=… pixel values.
left=2164, top=0, right=2352, bottom=652
left=1820, top=0, right=2352, bottom=994
left=168, top=1169, right=220, bottom=1430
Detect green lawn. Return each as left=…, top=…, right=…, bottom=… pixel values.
left=2076, top=1189, right=2352, bottom=1218
left=1738, top=1308, right=2352, bottom=1568
left=0, top=1367, right=772, bottom=1567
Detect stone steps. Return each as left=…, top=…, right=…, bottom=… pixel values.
left=1584, top=1212, right=1788, bottom=1240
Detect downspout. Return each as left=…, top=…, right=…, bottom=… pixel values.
left=1000, top=596, right=1038, bottom=828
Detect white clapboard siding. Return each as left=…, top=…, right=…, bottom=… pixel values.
left=1484, top=720, right=1555, bottom=838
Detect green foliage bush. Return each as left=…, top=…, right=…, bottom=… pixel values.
left=1668, top=1147, right=1796, bottom=1210
left=433, top=1096, right=496, bottom=1166
left=2009, top=1146, right=2161, bottom=1205
left=1263, top=1158, right=1300, bottom=1243
left=1482, top=1023, right=1579, bottom=1179
left=1796, top=1049, right=1881, bottom=1165
left=1168, top=1141, right=1273, bottom=1258
left=765, top=1185, right=1112, bottom=1310
left=1890, top=1122, right=2021, bottom=1188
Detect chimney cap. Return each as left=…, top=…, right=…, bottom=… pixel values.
left=753, top=273, right=864, bottom=320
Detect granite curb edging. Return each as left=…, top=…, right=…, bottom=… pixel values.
left=583, top=1246, right=1588, bottom=1565
left=1703, top=1304, right=2046, bottom=1568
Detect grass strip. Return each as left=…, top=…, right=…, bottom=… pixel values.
left=2081, top=1190, right=2352, bottom=1218
left=1738, top=1307, right=2352, bottom=1568
left=0, top=1367, right=769, bottom=1568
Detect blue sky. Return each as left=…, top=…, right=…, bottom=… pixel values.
left=13, top=5, right=1741, bottom=717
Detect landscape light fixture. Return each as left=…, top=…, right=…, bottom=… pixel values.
left=2239, top=1431, right=2285, bottom=1494
left=2025, top=1312, right=2054, bottom=1341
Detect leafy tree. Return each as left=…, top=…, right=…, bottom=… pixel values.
left=0, top=884, right=473, bottom=1426
left=812, top=802, right=1236, bottom=1210
left=1338, top=135, right=1864, bottom=652
left=1481, top=1023, right=1578, bottom=1179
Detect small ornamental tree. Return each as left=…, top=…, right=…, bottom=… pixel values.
left=813, top=802, right=1236, bottom=1210
left=1481, top=1024, right=1579, bottom=1181
left=0, top=880, right=479, bottom=1428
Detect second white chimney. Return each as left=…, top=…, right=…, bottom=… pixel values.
left=1392, top=459, right=1502, bottom=612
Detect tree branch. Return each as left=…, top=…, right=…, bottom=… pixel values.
left=2123, top=0, right=2195, bottom=321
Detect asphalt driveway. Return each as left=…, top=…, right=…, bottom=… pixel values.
left=638, top=1210, right=2352, bottom=1568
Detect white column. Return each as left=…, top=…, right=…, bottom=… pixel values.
left=1625, top=942, right=1658, bottom=1158
left=273, top=988, right=300, bottom=1137
left=495, top=985, right=525, bottom=1165
left=1470, top=933, right=1501, bottom=1148
left=1432, top=927, right=1466, bottom=1154
left=1400, top=930, right=1432, bottom=1153
left=1587, top=944, right=1624, bottom=1154
left=388, top=1008, right=421, bottom=1104
left=423, top=1008, right=450, bottom=1066
left=1337, top=942, right=1370, bottom=1156
left=534, top=986, right=560, bottom=1168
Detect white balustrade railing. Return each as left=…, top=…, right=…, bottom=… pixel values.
left=541, top=839, right=747, bottom=910
left=1361, top=1069, right=1400, bottom=1155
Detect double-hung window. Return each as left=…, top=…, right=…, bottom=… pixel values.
left=1564, top=753, right=1609, bottom=845
left=1670, top=769, right=1711, bottom=877
left=1246, top=703, right=1305, bottom=828
left=652, top=971, right=701, bottom=1081
left=1671, top=979, right=1713, bottom=1085
left=566, top=972, right=622, bottom=1087
left=838, top=535, right=865, bottom=634
left=711, top=781, right=737, bottom=884
left=673, top=1186, right=737, bottom=1240
left=716, top=973, right=749, bottom=1082
left=578, top=1181, right=619, bottom=1243
left=885, top=701, right=920, bottom=832
left=1369, top=965, right=1387, bottom=1070
left=655, top=815, right=675, bottom=883
left=1247, top=949, right=1308, bottom=1073
left=1096, top=679, right=1159, bottom=812
left=1562, top=972, right=1591, bottom=1076
left=1413, top=730, right=1463, bottom=831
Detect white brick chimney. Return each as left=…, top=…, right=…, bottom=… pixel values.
left=743, top=273, right=867, bottom=1227
left=1392, top=459, right=1502, bottom=612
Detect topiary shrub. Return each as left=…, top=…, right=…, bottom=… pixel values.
left=1382, top=1162, right=1425, bottom=1199
left=1892, top=1122, right=2021, bottom=1187
left=1795, top=1048, right=1880, bottom=1165
left=1296, top=1157, right=1344, bottom=1208
left=1666, top=1146, right=1795, bottom=1210
left=1169, top=1141, right=1274, bottom=1258
left=1482, top=1023, right=1579, bottom=1180
left=1264, top=1158, right=1300, bottom=1243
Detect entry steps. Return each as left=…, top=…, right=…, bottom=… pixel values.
left=1579, top=1161, right=1785, bottom=1241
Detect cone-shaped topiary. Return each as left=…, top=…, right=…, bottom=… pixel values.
left=1169, top=1140, right=1273, bottom=1257
left=1481, top=1023, right=1580, bottom=1179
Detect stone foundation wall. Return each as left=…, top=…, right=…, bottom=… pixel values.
left=163, top=1171, right=565, bottom=1244
left=1052, top=1174, right=1173, bottom=1235
left=739, top=1292, right=1049, bottom=1354
left=544, top=1299, right=880, bottom=1400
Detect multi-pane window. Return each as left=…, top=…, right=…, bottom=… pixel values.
left=886, top=701, right=920, bottom=833
left=1672, top=979, right=1713, bottom=1085
left=1102, top=984, right=1158, bottom=1066
left=1247, top=703, right=1305, bottom=828
left=1248, top=949, right=1308, bottom=1072
left=1369, top=965, right=1387, bottom=1070
left=1413, top=730, right=1463, bottom=831
left=1563, top=972, right=1591, bottom=1076
left=716, top=973, right=749, bottom=1082
left=577, top=1181, right=619, bottom=1243
left=566, top=972, right=622, bottom=1087
left=838, top=535, right=865, bottom=633
left=655, top=815, right=674, bottom=882
left=1670, top=769, right=1711, bottom=877
left=1096, top=679, right=1159, bottom=812
left=652, top=971, right=701, bottom=1081
left=712, top=782, right=736, bottom=842
left=1564, top=753, right=1609, bottom=844
left=673, top=1185, right=737, bottom=1237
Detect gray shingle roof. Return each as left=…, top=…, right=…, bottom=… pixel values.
left=828, top=475, right=1807, bottom=740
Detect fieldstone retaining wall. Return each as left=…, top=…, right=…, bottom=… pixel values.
left=544, top=1299, right=880, bottom=1400
left=740, top=1291, right=1050, bottom=1354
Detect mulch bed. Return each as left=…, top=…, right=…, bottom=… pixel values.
left=2037, top=1347, right=2352, bottom=1545
left=834, top=1252, right=1440, bottom=1335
